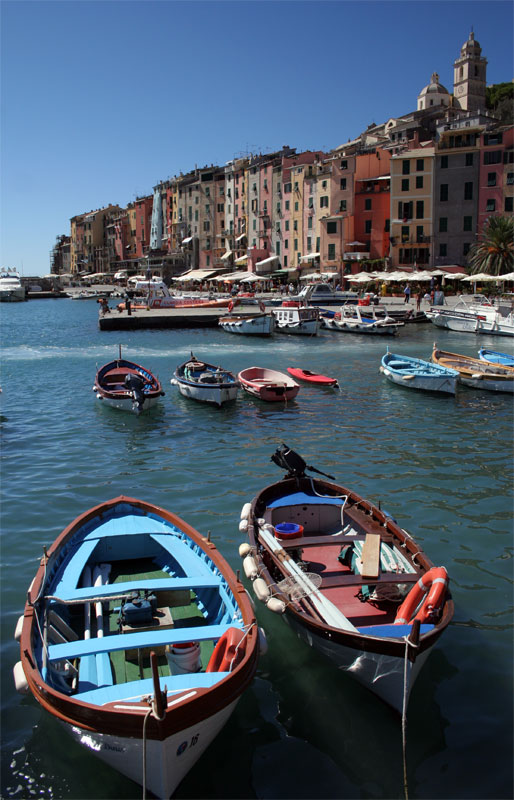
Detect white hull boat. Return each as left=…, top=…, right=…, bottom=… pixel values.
left=272, top=304, right=319, bottom=335
left=426, top=296, right=514, bottom=337
left=0, top=269, right=25, bottom=302
left=322, top=305, right=402, bottom=335
left=218, top=312, right=273, bottom=336
left=173, top=354, right=239, bottom=406
left=380, top=351, right=458, bottom=394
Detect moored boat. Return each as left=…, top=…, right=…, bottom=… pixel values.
left=238, top=367, right=300, bottom=402
left=13, top=496, right=260, bottom=799
left=0, top=268, right=25, bottom=302
left=172, top=354, right=239, bottom=406
left=238, top=445, right=453, bottom=713
left=287, top=367, right=338, bottom=387
left=93, top=348, right=164, bottom=414
left=322, top=304, right=403, bottom=335
left=432, top=346, right=514, bottom=392
left=380, top=350, right=458, bottom=394
left=478, top=348, right=514, bottom=367
left=218, top=310, right=273, bottom=336
left=426, top=295, right=514, bottom=337
left=272, top=304, right=319, bottom=335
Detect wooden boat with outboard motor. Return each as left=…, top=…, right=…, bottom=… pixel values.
left=432, top=345, right=514, bottom=393
left=93, top=346, right=164, bottom=414
left=238, top=445, right=453, bottom=713
left=172, top=353, right=239, bottom=406
left=13, top=496, right=260, bottom=799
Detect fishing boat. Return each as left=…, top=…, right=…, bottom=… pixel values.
left=93, top=348, right=164, bottom=414
left=238, top=445, right=453, bottom=713
left=380, top=350, right=458, bottom=394
left=478, top=348, right=514, bottom=367
left=287, top=368, right=338, bottom=388
left=238, top=367, right=300, bottom=402
left=271, top=304, right=319, bottom=335
left=426, top=295, right=514, bottom=337
left=322, top=304, right=402, bottom=335
left=432, top=346, right=514, bottom=392
left=218, top=310, right=273, bottom=336
left=172, top=354, right=239, bottom=406
left=13, top=496, right=260, bottom=799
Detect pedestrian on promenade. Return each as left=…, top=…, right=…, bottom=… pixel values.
left=416, top=289, right=423, bottom=311
left=403, top=283, right=411, bottom=304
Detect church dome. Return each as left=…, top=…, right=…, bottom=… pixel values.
left=417, top=73, right=450, bottom=110
left=460, top=31, right=482, bottom=57
left=419, top=73, right=449, bottom=97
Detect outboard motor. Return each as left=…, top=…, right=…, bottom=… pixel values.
left=271, top=444, right=335, bottom=480
left=124, top=373, right=146, bottom=413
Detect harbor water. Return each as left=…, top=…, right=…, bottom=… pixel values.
left=1, top=298, right=513, bottom=799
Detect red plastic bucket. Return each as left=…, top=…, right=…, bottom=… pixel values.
left=274, top=522, right=304, bottom=540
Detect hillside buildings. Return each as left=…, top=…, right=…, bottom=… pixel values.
left=51, top=32, right=512, bottom=283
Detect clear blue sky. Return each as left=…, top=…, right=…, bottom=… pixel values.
left=1, top=0, right=512, bottom=276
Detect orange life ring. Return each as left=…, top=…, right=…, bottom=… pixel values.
left=228, top=300, right=234, bottom=312
left=394, top=566, right=448, bottom=625
left=206, top=627, right=246, bottom=673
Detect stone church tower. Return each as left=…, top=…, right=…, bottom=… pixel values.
left=453, top=31, right=487, bottom=112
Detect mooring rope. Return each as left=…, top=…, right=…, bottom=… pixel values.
left=401, top=635, right=418, bottom=800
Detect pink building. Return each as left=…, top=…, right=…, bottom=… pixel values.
left=478, top=125, right=514, bottom=233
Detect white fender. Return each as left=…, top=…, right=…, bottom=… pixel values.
left=258, top=626, right=268, bottom=655
left=253, top=578, right=270, bottom=602
left=266, top=597, right=286, bottom=614
left=13, top=661, right=29, bottom=694
left=14, top=615, right=24, bottom=642
left=239, top=542, right=252, bottom=558
left=240, top=503, right=252, bottom=521
left=257, top=518, right=266, bottom=526
left=243, top=555, right=259, bottom=580
left=239, top=518, right=248, bottom=532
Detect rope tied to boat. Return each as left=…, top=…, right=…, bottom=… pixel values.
left=401, top=621, right=421, bottom=800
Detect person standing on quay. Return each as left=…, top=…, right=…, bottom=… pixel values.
left=403, top=283, right=411, bottom=304
left=416, top=288, right=423, bottom=311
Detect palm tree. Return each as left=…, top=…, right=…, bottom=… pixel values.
left=467, top=216, right=514, bottom=275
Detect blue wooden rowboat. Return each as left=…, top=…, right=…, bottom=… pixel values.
left=478, top=348, right=514, bottom=367
left=13, top=496, right=260, bottom=798
left=380, top=350, right=459, bottom=394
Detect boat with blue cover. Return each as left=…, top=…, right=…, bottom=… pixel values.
left=380, top=349, right=459, bottom=394
left=239, top=446, right=453, bottom=714
left=13, top=496, right=260, bottom=799
left=478, top=348, right=514, bottom=367
left=172, top=353, right=239, bottom=406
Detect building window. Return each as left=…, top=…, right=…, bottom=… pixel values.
left=399, top=201, right=413, bottom=219
left=439, top=217, right=448, bottom=232
left=463, top=182, right=473, bottom=200
left=416, top=176, right=424, bottom=189
left=339, top=200, right=347, bottom=211
left=507, top=173, right=514, bottom=185
left=486, top=198, right=496, bottom=212
left=341, top=160, right=348, bottom=169
left=401, top=226, right=409, bottom=243
left=340, top=178, right=347, bottom=189
left=308, top=216, right=313, bottom=229
left=276, top=241, right=280, bottom=256
left=441, top=155, right=448, bottom=169
left=505, top=197, right=514, bottom=212
left=402, top=160, right=410, bottom=175
left=401, top=179, right=409, bottom=191
left=416, top=159, right=424, bottom=171
left=463, top=216, right=473, bottom=231
left=284, top=239, right=289, bottom=249
left=416, top=226, right=424, bottom=242
left=294, top=239, right=298, bottom=251
left=483, top=151, right=502, bottom=165
left=284, top=255, right=288, bottom=266
left=439, top=243, right=447, bottom=257
left=307, top=236, right=312, bottom=251
left=285, top=200, right=290, bottom=211
left=440, top=184, right=448, bottom=201
left=463, top=242, right=470, bottom=256
left=327, top=221, right=337, bottom=234
left=465, top=152, right=473, bottom=166
left=320, top=196, right=329, bottom=208
left=487, top=173, right=497, bottom=187
left=285, top=220, right=289, bottom=231
left=294, top=202, right=299, bottom=211
left=365, top=220, right=372, bottom=234
left=416, top=200, right=424, bottom=219
left=328, top=243, right=336, bottom=260
left=365, top=198, right=372, bottom=210
left=293, top=220, right=298, bottom=231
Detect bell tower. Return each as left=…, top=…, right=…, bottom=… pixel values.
left=453, top=30, right=487, bottom=112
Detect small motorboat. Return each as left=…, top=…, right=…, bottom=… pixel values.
left=322, top=304, right=403, bottom=335
left=172, top=353, right=239, bottom=406
left=238, top=367, right=300, bottom=402
left=93, top=347, right=164, bottom=414
left=478, top=348, right=514, bottom=367
left=271, top=304, right=319, bottom=335
left=287, top=368, right=338, bottom=388
left=432, top=346, right=514, bottom=393
left=13, top=496, right=260, bottom=799
left=380, top=350, right=458, bottom=394
left=218, top=310, right=273, bottom=336
left=238, top=445, right=453, bottom=713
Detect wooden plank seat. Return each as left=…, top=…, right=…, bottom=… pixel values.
left=75, top=671, right=230, bottom=705
left=279, top=532, right=366, bottom=549
left=53, top=575, right=221, bottom=603
left=48, top=622, right=231, bottom=663
left=320, top=571, right=421, bottom=590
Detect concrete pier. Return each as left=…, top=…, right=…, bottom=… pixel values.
left=98, top=304, right=262, bottom=331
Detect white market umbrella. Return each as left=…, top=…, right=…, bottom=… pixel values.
left=461, top=272, right=496, bottom=282
left=300, top=272, right=322, bottom=280
left=499, top=272, right=514, bottom=281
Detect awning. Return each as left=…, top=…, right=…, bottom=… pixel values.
left=235, top=233, right=247, bottom=242
left=255, top=255, right=279, bottom=269
left=240, top=274, right=270, bottom=283
left=220, top=251, right=232, bottom=261
left=223, top=270, right=254, bottom=281
left=234, top=255, right=248, bottom=264
left=181, top=237, right=193, bottom=245
left=299, top=253, right=320, bottom=263
left=177, top=269, right=220, bottom=281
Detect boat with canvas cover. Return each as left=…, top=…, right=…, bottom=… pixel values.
left=93, top=347, right=164, bottom=414
left=380, top=350, right=458, bottom=394
left=172, top=353, right=239, bottom=406
left=238, top=445, right=453, bottom=713
left=432, top=346, right=514, bottom=393
left=238, top=367, right=300, bottom=402
left=478, top=348, right=514, bottom=367
left=13, top=496, right=260, bottom=799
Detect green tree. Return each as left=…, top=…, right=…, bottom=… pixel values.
left=467, top=216, right=514, bottom=275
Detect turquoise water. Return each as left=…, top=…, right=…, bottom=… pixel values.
left=1, top=298, right=513, bottom=799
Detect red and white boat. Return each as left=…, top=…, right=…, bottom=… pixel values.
left=238, top=367, right=300, bottom=402
left=287, top=368, right=338, bottom=387
left=93, top=347, right=164, bottom=414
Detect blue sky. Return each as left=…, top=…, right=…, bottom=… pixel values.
left=1, top=0, right=512, bottom=276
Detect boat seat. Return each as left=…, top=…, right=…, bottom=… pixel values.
left=74, top=671, right=229, bottom=706
left=54, top=576, right=221, bottom=603
left=150, top=534, right=215, bottom=578
left=388, top=361, right=411, bottom=369
left=52, top=539, right=100, bottom=598
left=357, top=623, right=434, bottom=638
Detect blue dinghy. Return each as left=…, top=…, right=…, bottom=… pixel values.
left=380, top=350, right=459, bottom=394
left=478, top=348, right=514, bottom=367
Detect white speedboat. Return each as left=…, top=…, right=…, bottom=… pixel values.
left=272, top=304, right=319, bottom=335
left=426, top=295, right=514, bottom=337
left=291, top=282, right=358, bottom=306
left=0, top=269, right=25, bottom=302
left=322, top=305, right=403, bottom=335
